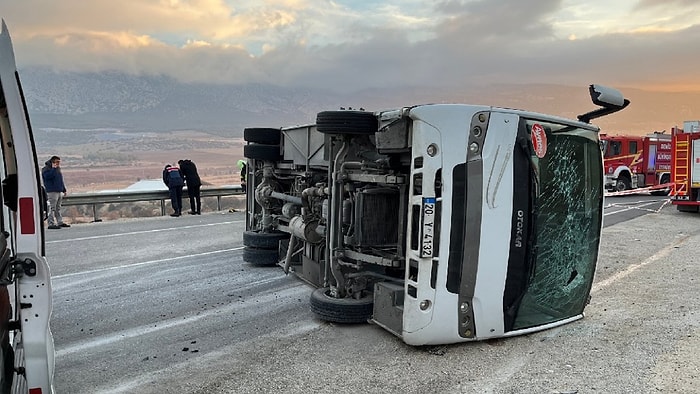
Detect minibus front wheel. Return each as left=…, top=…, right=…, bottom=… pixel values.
left=309, top=287, right=373, bottom=324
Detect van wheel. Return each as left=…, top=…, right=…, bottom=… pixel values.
left=316, top=111, right=378, bottom=135
left=244, top=128, right=282, bottom=145
left=243, top=144, right=281, bottom=161
left=309, top=287, right=373, bottom=324
left=242, top=247, right=279, bottom=266
left=243, top=230, right=289, bottom=249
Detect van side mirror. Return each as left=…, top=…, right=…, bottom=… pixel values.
left=577, top=84, right=630, bottom=123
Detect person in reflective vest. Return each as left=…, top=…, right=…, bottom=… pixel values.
left=163, top=164, right=184, bottom=217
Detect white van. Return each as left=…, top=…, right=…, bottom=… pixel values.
left=0, top=20, right=55, bottom=393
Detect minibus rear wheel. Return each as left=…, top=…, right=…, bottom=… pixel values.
left=242, top=247, right=279, bottom=266
left=243, top=128, right=282, bottom=145
left=243, top=144, right=282, bottom=161
left=243, top=230, right=289, bottom=249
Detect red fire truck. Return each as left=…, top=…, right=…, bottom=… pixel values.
left=670, top=121, right=700, bottom=212
left=600, top=132, right=672, bottom=195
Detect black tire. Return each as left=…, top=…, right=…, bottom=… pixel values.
left=677, top=205, right=699, bottom=213
left=242, top=246, right=280, bottom=266
left=243, top=230, right=289, bottom=249
left=309, top=287, right=373, bottom=324
left=244, top=128, right=282, bottom=145
left=650, top=174, right=671, bottom=196
left=316, top=111, right=378, bottom=135
left=614, top=176, right=631, bottom=192
left=244, top=144, right=281, bottom=161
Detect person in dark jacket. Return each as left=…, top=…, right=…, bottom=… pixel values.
left=178, top=159, right=202, bottom=215
left=41, top=155, right=70, bottom=229
left=237, top=159, right=247, bottom=193
left=163, top=164, right=184, bottom=217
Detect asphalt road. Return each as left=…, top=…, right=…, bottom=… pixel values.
left=603, top=194, right=671, bottom=227
left=47, top=211, right=317, bottom=393
left=45, top=195, right=699, bottom=393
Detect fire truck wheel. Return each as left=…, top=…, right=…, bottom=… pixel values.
left=316, top=111, right=378, bottom=135
left=650, top=189, right=670, bottom=196
left=242, top=246, right=280, bottom=266
left=677, top=205, right=699, bottom=213
left=614, top=177, right=631, bottom=192
left=243, top=128, right=282, bottom=145
left=309, top=287, right=373, bottom=324
left=650, top=175, right=671, bottom=196
left=243, top=144, right=281, bottom=161
left=243, top=230, right=289, bottom=249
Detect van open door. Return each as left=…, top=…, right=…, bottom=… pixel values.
left=0, top=19, right=55, bottom=393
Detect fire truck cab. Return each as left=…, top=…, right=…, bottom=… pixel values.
left=670, top=121, right=700, bottom=212
left=600, top=132, right=672, bottom=195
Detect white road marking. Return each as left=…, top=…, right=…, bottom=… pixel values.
left=46, top=220, right=243, bottom=243
left=591, top=234, right=691, bottom=293
left=51, top=247, right=244, bottom=280
left=603, top=200, right=666, bottom=216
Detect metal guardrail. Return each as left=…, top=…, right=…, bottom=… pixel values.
left=62, top=186, right=244, bottom=221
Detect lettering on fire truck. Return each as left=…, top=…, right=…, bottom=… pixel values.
left=600, top=132, right=672, bottom=192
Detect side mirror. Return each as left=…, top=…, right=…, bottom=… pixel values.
left=590, top=84, right=626, bottom=107
left=577, top=84, right=630, bottom=123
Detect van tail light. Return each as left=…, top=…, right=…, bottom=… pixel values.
left=19, top=197, right=35, bottom=234
left=29, top=388, right=43, bottom=394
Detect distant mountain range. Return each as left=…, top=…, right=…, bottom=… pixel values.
left=19, top=67, right=335, bottom=134
left=17, top=67, right=700, bottom=136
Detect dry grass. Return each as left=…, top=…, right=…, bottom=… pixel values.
left=42, top=132, right=248, bottom=193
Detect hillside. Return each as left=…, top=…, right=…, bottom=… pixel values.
left=20, top=67, right=339, bottom=134
left=19, top=68, right=700, bottom=137
left=19, top=68, right=700, bottom=192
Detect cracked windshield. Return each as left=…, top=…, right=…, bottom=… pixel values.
left=513, top=121, right=603, bottom=329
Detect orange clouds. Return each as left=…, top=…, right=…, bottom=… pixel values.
left=2, top=0, right=700, bottom=92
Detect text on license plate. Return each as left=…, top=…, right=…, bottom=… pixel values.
left=421, top=197, right=436, bottom=257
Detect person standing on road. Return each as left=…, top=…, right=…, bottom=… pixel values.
left=178, top=159, right=202, bottom=215
left=163, top=164, right=184, bottom=217
left=41, top=155, right=70, bottom=229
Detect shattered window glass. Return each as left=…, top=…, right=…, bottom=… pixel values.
left=513, top=121, right=603, bottom=329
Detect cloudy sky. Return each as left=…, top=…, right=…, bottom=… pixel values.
left=2, top=0, right=700, bottom=92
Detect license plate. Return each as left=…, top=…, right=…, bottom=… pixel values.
left=421, top=198, right=436, bottom=258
